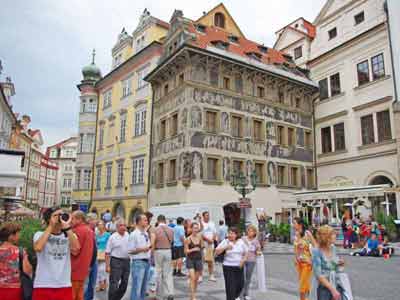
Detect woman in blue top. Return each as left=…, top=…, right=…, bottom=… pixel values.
left=96, top=221, right=111, bottom=291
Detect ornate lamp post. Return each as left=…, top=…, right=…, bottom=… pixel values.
left=230, top=170, right=258, bottom=228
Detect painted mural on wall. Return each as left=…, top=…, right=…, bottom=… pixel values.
left=221, top=112, right=230, bottom=133
left=154, top=89, right=186, bottom=116
left=192, top=151, right=203, bottom=180
left=180, top=108, right=188, bottom=131
left=223, top=157, right=231, bottom=181
left=192, top=88, right=312, bottom=127
left=155, top=133, right=185, bottom=156
left=190, top=106, right=202, bottom=129
left=178, top=151, right=203, bottom=181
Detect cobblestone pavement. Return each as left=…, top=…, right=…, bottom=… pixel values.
left=96, top=243, right=400, bottom=300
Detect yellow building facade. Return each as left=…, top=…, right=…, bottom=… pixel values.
left=91, top=10, right=168, bottom=224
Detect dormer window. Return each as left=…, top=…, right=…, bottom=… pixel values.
left=214, top=12, right=225, bottom=28
left=228, top=35, right=239, bottom=43
left=196, top=24, right=206, bottom=33
left=246, top=52, right=262, bottom=61
left=258, top=45, right=268, bottom=54
left=211, top=40, right=229, bottom=50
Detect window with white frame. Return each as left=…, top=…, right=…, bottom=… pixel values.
left=106, top=163, right=112, bottom=189
left=96, top=166, right=101, bottom=190
left=137, top=66, right=149, bottom=89
left=135, top=109, right=146, bottom=136
left=98, top=126, right=104, bottom=149
left=83, top=169, right=91, bottom=190
left=76, top=170, right=81, bottom=189
left=120, top=115, right=127, bottom=143
left=132, top=157, right=145, bottom=184
left=121, top=77, right=132, bottom=98
left=87, top=99, right=96, bottom=112
left=103, top=90, right=112, bottom=108
left=116, top=160, right=124, bottom=187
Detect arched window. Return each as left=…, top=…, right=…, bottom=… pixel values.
left=214, top=12, right=225, bottom=28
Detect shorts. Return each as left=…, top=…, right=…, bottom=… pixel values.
left=204, top=247, right=214, bottom=262
left=33, top=287, right=73, bottom=300
left=186, top=257, right=203, bottom=271
left=172, top=246, right=185, bottom=260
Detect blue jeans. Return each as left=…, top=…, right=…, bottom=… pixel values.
left=130, top=259, right=150, bottom=300
left=84, top=261, right=98, bottom=300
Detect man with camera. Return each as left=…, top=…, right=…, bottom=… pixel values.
left=70, top=211, right=95, bottom=300
left=32, top=207, right=80, bottom=300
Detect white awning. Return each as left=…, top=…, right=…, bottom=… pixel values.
left=0, top=174, right=25, bottom=188
left=293, top=184, right=391, bottom=202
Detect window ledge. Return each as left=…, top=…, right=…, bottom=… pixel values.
left=107, top=144, right=114, bottom=148
left=256, top=183, right=270, bottom=188
left=354, top=75, right=391, bottom=91
left=203, top=180, right=223, bottom=186
left=317, top=92, right=345, bottom=105
left=358, top=139, right=396, bottom=150
left=277, top=185, right=302, bottom=190
left=130, top=183, right=144, bottom=186
left=166, top=181, right=178, bottom=187
left=318, top=149, right=348, bottom=158
left=132, top=133, right=146, bottom=138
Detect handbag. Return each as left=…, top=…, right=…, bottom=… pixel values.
left=19, top=247, right=33, bottom=300
left=97, top=250, right=106, bottom=261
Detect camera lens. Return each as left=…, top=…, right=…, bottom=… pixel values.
left=61, top=212, right=69, bottom=222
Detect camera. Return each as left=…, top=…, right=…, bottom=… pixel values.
left=59, top=212, right=70, bottom=222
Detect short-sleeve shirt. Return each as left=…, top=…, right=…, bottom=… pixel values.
left=96, top=231, right=111, bottom=252
left=173, top=225, right=185, bottom=247
left=0, top=244, right=21, bottom=288
left=71, top=224, right=94, bottom=281
left=33, top=231, right=71, bottom=288
left=202, top=221, right=216, bottom=247
left=217, top=239, right=248, bottom=267
left=105, top=232, right=130, bottom=259
left=128, top=229, right=151, bottom=260
left=294, top=236, right=312, bottom=265
left=367, top=239, right=379, bottom=250
left=242, top=237, right=260, bottom=262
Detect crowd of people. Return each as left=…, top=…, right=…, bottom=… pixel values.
left=0, top=208, right=265, bottom=300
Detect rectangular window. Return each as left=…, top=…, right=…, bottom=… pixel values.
left=160, top=119, right=166, bottom=141
left=295, top=97, right=301, bottom=109
left=257, top=86, right=265, bottom=98
left=277, top=125, right=285, bottom=146
left=207, top=158, right=218, bottom=181
left=334, top=123, right=346, bottom=151
left=169, top=159, right=177, bottom=182
left=305, top=131, right=312, bottom=149
left=361, top=114, right=374, bottom=145
left=132, top=157, right=145, bottom=184
left=330, top=73, right=341, bottom=96
left=377, top=110, right=392, bottom=142
left=116, top=161, right=124, bottom=187
left=357, top=60, right=370, bottom=86
left=96, top=166, right=101, bottom=190
left=328, top=27, right=337, bottom=40
left=277, top=165, right=286, bottom=186
left=205, top=111, right=218, bottom=133
left=106, top=164, right=112, bottom=189
left=120, top=117, right=126, bottom=143
left=121, top=77, right=132, bottom=98
left=291, top=167, right=299, bottom=187
left=157, top=162, right=164, bottom=184
left=83, top=170, right=91, bottom=190
left=76, top=170, right=81, bottom=190
left=288, top=127, right=296, bottom=147
left=135, top=109, right=146, bottom=136
left=99, top=126, right=104, bottom=149
left=254, top=162, right=264, bottom=184
left=164, top=84, right=169, bottom=96
left=307, top=168, right=315, bottom=189
left=294, top=46, right=302, bottom=59
left=354, top=11, right=365, bottom=25
left=137, top=67, right=149, bottom=89
left=321, top=126, right=332, bottom=153
left=223, top=77, right=231, bottom=89
left=170, top=113, right=178, bottom=136
left=319, top=78, right=329, bottom=100
left=231, top=115, right=243, bottom=138
left=253, top=119, right=263, bottom=141
left=232, top=160, right=244, bottom=175
left=103, top=90, right=112, bottom=108
left=371, top=53, right=385, bottom=80
left=179, top=73, right=184, bottom=85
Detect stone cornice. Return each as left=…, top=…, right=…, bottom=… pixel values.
left=315, top=110, right=348, bottom=124
left=352, top=95, right=393, bottom=112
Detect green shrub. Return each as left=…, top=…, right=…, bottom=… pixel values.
left=18, top=218, right=43, bottom=267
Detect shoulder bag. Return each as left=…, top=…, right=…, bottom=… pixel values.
left=19, top=247, right=33, bottom=300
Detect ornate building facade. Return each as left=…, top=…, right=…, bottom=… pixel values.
left=146, top=4, right=317, bottom=221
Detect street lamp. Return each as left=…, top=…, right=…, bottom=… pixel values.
left=230, top=170, right=258, bottom=228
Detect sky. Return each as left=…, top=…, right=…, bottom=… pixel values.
left=0, top=0, right=326, bottom=148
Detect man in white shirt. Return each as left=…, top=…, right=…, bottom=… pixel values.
left=201, top=211, right=217, bottom=281
left=128, top=214, right=151, bottom=300
left=105, top=218, right=130, bottom=300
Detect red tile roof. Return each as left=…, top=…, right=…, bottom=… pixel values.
left=155, top=18, right=170, bottom=29
left=302, top=19, right=316, bottom=39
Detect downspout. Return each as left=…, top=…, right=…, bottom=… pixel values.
left=312, top=93, right=319, bottom=190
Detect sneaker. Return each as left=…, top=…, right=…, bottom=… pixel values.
left=176, top=271, right=186, bottom=277
left=209, top=275, right=217, bottom=282
left=198, top=276, right=203, bottom=283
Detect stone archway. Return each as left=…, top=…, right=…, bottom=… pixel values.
left=370, top=175, right=393, bottom=186
left=129, top=207, right=144, bottom=226
left=368, top=174, right=397, bottom=217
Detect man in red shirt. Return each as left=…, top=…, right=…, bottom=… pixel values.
left=71, top=211, right=94, bottom=300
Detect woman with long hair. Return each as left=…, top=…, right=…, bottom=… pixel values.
left=95, top=220, right=111, bottom=291
left=242, top=225, right=261, bottom=300
left=215, top=227, right=248, bottom=300
left=0, top=222, right=32, bottom=300
left=312, top=225, right=344, bottom=300
left=293, top=217, right=316, bottom=300
left=184, top=222, right=203, bottom=300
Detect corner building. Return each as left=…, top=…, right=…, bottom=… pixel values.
left=91, top=11, right=168, bottom=223
left=146, top=4, right=318, bottom=222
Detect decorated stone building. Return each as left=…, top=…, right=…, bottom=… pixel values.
left=146, top=4, right=318, bottom=222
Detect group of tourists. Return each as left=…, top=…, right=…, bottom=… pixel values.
left=0, top=208, right=266, bottom=300
left=293, top=218, right=353, bottom=300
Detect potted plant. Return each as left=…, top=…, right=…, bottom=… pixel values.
left=278, top=223, right=290, bottom=243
